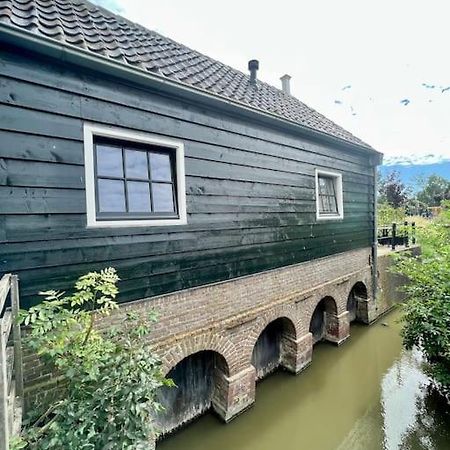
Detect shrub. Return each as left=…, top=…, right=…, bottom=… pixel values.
left=19, top=268, right=173, bottom=449
left=394, top=204, right=450, bottom=387
left=377, top=202, right=405, bottom=226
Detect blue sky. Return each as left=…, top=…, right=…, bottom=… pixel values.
left=92, top=0, right=450, bottom=164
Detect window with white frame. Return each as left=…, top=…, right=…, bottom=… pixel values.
left=315, top=170, right=344, bottom=220
left=84, top=124, right=187, bottom=227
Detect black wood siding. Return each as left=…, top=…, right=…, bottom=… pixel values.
left=0, top=46, right=375, bottom=308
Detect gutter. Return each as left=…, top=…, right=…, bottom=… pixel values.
left=0, top=23, right=382, bottom=161
left=371, top=152, right=383, bottom=318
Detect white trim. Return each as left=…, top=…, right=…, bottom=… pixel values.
left=315, top=169, right=344, bottom=221
left=83, top=123, right=187, bottom=228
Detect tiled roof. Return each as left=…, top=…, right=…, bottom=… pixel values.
left=0, top=0, right=373, bottom=150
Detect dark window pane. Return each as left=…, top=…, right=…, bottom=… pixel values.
left=152, top=183, right=175, bottom=212
left=127, top=181, right=151, bottom=212
left=98, top=179, right=126, bottom=212
left=97, top=145, right=123, bottom=177
left=318, top=175, right=338, bottom=214
left=150, top=153, right=172, bottom=181
left=125, top=149, right=149, bottom=179
left=319, top=195, right=326, bottom=213
left=330, top=195, right=338, bottom=212
left=319, top=176, right=334, bottom=196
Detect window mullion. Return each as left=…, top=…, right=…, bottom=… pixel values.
left=122, top=147, right=129, bottom=213
left=148, top=152, right=154, bottom=212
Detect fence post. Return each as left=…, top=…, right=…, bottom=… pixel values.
left=11, top=275, right=23, bottom=401
left=0, top=317, right=9, bottom=450
left=404, top=221, right=409, bottom=247
left=412, top=222, right=416, bottom=245
left=391, top=222, right=397, bottom=250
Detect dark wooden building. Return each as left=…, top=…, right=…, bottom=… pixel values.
left=0, top=0, right=381, bottom=310
left=1, top=1, right=387, bottom=436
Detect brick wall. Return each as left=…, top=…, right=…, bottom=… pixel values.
left=376, top=246, right=420, bottom=316
left=23, top=247, right=376, bottom=439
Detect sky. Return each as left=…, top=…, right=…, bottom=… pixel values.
left=93, top=0, right=450, bottom=163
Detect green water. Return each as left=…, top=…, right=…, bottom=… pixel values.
left=158, top=309, right=450, bottom=450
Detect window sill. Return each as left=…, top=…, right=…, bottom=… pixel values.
left=316, top=214, right=344, bottom=221
left=86, top=217, right=187, bottom=228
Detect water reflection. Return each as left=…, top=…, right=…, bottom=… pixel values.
left=382, top=348, right=430, bottom=449
left=381, top=348, right=450, bottom=450
left=158, top=309, right=450, bottom=450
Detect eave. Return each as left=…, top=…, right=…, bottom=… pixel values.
left=0, top=22, right=383, bottom=165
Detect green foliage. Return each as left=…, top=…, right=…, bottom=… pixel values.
left=377, top=202, right=405, bottom=226
left=416, top=175, right=450, bottom=207
left=9, top=435, right=27, bottom=450
left=394, top=206, right=450, bottom=387
left=19, top=268, right=173, bottom=449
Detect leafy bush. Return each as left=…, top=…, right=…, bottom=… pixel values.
left=394, top=204, right=450, bottom=387
left=377, top=202, right=405, bottom=226
left=19, top=268, right=173, bottom=449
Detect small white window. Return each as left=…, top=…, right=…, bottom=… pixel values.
left=84, top=123, right=187, bottom=227
left=315, top=169, right=344, bottom=220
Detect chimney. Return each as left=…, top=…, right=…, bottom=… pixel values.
left=248, top=59, right=259, bottom=85
left=280, top=74, right=291, bottom=95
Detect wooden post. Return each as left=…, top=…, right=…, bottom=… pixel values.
left=404, top=221, right=409, bottom=247
left=391, top=223, right=396, bottom=250
left=412, top=222, right=416, bottom=245
left=0, top=317, right=9, bottom=450
left=11, top=275, right=23, bottom=401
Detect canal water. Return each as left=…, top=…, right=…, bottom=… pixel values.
left=158, top=308, right=450, bottom=450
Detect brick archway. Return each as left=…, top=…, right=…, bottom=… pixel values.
left=158, top=332, right=255, bottom=429
left=159, top=332, right=238, bottom=377
left=347, top=281, right=369, bottom=323
left=245, top=305, right=299, bottom=363
left=309, top=295, right=349, bottom=345
left=243, top=305, right=300, bottom=377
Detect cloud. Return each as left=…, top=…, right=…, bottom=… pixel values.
left=90, top=0, right=123, bottom=13
left=383, top=152, right=450, bottom=166
left=87, top=0, right=450, bottom=160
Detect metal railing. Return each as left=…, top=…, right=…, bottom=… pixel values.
left=0, top=274, right=23, bottom=450
left=378, top=221, right=416, bottom=250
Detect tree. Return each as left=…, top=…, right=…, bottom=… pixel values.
left=394, top=203, right=450, bottom=388
left=18, top=268, right=173, bottom=449
left=416, top=175, right=450, bottom=207
left=378, top=170, right=410, bottom=207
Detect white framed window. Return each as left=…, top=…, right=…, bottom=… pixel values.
left=84, top=123, right=187, bottom=228
left=315, top=169, right=344, bottom=220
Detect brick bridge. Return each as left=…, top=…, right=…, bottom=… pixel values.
left=107, top=247, right=375, bottom=435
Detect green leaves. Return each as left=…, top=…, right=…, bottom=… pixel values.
left=19, top=267, right=171, bottom=449
left=394, top=206, right=450, bottom=387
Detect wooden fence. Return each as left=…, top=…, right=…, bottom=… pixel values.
left=378, top=221, right=416, bottom=250
left=0, top=274, right=23, bottom=450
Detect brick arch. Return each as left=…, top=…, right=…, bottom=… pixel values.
left=346, top=270, right=372, bottom=300
left=347, top=280, right=368, bottom=300
left=346, top=279, right=370, bottom=323
left=159, top=332, right=239, bottom=377
left=306, top=294, right=341, bottom=344
left=243, top=304, right=299, bottom=365
left=307, top=294, right=338, bottom=323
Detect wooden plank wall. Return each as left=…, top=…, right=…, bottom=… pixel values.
left=0, top=46, right=375, bottom=309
